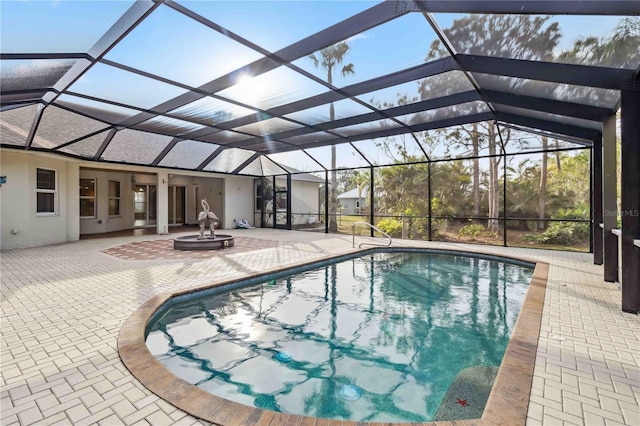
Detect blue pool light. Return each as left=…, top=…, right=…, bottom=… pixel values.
left=339, top=384, right=361, bottom=401
left=275, top=351, right=292, bottom=362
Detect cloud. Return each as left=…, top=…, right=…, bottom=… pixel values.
left=346, top=32, right=370, bottom=43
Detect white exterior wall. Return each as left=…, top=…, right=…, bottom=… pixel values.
left=66, top=162, right=80, bottom=242
left=252, top=178, right=321, bottom=227
left=1, top=151, right=77, bottom=249
left=156, top=171, right=169, bottom=235
left=0, top=149, right=274, bottom=248
left=79, top=170, right=135, bottom=235
left=224, top=176, right=254, bottom=229
left=191, top=176, right=224, bottom=226
left=291, top=180, right=321, bottom=224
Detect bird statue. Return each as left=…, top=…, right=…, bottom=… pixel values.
left=198, top=198, right=219, bottom=239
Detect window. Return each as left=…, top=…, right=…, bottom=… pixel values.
left=79, top=177, right=96, bottom=218
left=36, top=168, right=56, bottom=214
left=256, top=183, right=263, bottom=210
left=108, top=180, right=120, bottom=216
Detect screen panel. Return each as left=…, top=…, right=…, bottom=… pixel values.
left=101, top=129, right=173, bottom=164
left=0, top=104, right=39, bottom=147
left=158, top=140, right=221, bottom=169
left=104, top=5, right=263, bottom=88
left=33, top=105, right=110, bottom=149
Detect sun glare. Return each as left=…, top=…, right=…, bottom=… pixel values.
left=232, top=74, right=264, bottom=105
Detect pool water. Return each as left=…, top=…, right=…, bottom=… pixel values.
left=146, top=251, right=533, bottom=422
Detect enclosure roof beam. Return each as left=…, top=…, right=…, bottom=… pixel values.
left=411, top=1, right=640, bottom=15
left=482, top=90, right=615, bottom=122
left=120, top=0, right=414, bottom=126
left=167, top=0, right=422, bottom=145
left=54, top=128, right=112, bottom=151
left=265, top=112, right=495, bottom=154
left=1, top=90, right=53, bottom=107
left=260, top=155, right=290, bottom=175
left=227, top=90, right=480, bottom=150
left=0, top=102, right=39, bottom=112
left=457, top=54, right=639, bottom=91
left=196, top=146, right=225, bottom=171
left=498, top=122, right=593, bottom=146
left=0, top=53, right=93, bottom=61
left=151, top=138, right=180, bottom=167
left=93, top=128, right=117, bottom=161
left=42, top=0, right=162, bottom=106
left=231, top=153, right=260, bottom=174
left=207, top=56, right=459, bottom=132
left=494, top=112, right=601, bottom=141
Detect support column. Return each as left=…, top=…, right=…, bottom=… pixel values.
left=156, top=171, right=169, bottom=235
left=620, top=90, right=640, bottom=313
left=66, top=162, right=80, bottom=242
left=428, top=162, right=433, bottom=241
left=602, top=117, right=618, bottom=282
left=286, top=173, right=292, bottom=230
left=370, top=166, right=374, bottom=237
left=592, top=140, right=603, bottom=264
left=260, top=177, right=265, bottom=228
left=324, top=171, right=329, bottom=234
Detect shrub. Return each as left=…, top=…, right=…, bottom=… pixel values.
left=458, top=224, right=484, bottom=240
left=527, top=222, right=589, bottom=245
left=377, top=218, right=402, bottom=237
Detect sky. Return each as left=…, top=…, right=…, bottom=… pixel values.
left=0, top=0, right=629, bottom=172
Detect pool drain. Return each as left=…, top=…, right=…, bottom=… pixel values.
left=275, top=351, right=292, bottom=362
left=339, top=385, right=361, bottom=401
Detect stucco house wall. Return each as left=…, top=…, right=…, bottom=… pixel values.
left=0, top=148, right=259, bottom=249
left=253, top=177, right=322, bottom=227
left=79, top=169, right=135, bottom=235
left=1, top=151, right=78, bottom=249
left=291, top=180, right=321, bottom=225
left=224, top=176, right=254, bottom=229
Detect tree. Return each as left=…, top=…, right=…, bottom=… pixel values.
left=539, top=136, right=548, bottom=230
left=423, top=14, right=561, bottom=232
left=307, top=42, right=355, bottom=232
left=558, top=17, right=640, bottom=69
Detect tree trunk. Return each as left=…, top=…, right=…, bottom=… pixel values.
left=538, top=137, right=548, bottom=230
left=472, top=123, right=480, bottom=217
left=487, top=127, right=500, bottom=233
left=554, top=139, right=561, bottom=170
left=328, top=102, right=338, bottom=232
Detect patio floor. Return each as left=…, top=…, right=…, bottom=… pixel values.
left=1, top=229, right=638, bottom=425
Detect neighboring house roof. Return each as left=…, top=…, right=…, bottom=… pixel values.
left=273, top=164, right=324, bottom=182
left=290, top=172, right=324, bottom=183
left=337, top=187, right=367, bottom=200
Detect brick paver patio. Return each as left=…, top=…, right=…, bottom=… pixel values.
left=1, top=229, right=638, bottom=425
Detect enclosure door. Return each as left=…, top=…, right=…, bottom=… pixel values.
left=274, top=189, right=288, bottom=228
left=133, top=185, right=157, bottom=227
left=168, top=186, right=186, bottom=226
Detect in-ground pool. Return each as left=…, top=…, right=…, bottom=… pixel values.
left=145, top=250, right=534, bottom=423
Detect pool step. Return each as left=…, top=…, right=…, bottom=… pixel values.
left=433, top=365, right=499, bottom=421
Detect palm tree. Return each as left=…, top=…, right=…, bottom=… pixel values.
left=308, top=42, right=355, bottom=232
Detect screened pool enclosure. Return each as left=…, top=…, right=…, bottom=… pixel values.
left=1, top=0, right=639, bottom=312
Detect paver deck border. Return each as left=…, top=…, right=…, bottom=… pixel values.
left=118, top=247, right=549, bottom=426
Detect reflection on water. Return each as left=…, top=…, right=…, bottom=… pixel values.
left=146, top=252, right=532, bottom=422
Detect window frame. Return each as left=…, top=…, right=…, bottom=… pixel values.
left=255, top=182, right=263, bottom=211
left=108, top=180, right=121, bottom=217
left=79, top=177, right=97, bottom=219
left=36, top=168, right=57, bottom=216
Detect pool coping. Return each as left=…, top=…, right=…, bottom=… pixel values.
left=118, top=246, right=548, bottom=426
